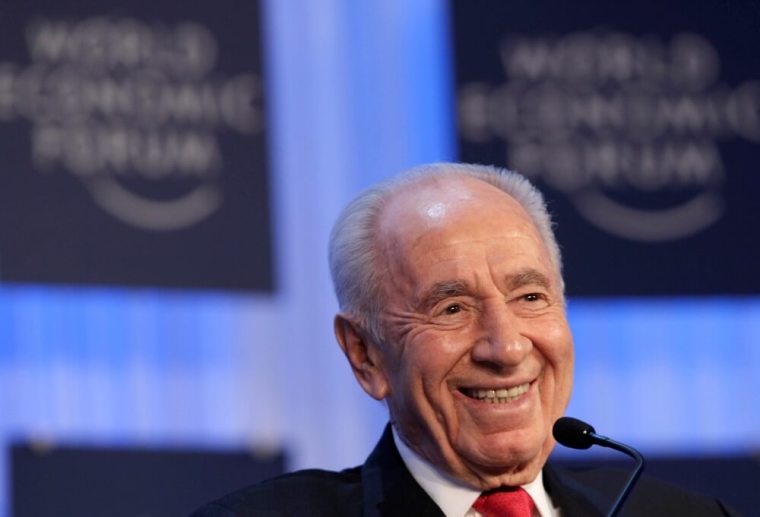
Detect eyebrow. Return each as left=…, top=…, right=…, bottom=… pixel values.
left=506, top=269, right=552, bottom=291
left=415, top=280, right=470, bottom=309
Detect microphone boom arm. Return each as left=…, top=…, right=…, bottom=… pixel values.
left=587, top=431, right=646, bottom=517
left=553, top=417, right=646, bottom=517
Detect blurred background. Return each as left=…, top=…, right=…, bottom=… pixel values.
left=0, top=0, right=758, bottom=515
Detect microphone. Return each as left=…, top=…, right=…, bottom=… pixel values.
left=553, top=417, right=645, bottom=517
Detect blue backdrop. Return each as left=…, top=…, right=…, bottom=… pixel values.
left=0, top=1, right=758, bottom=515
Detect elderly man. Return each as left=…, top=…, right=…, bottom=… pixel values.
left=193, top=163, right=733, bottom=516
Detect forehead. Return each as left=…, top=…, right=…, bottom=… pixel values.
left=379, top=176, right=538, bottom=248
left=377, top=176, right=555, bottom=286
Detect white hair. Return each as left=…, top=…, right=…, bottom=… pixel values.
left=328, top=162, right=563, bottom=342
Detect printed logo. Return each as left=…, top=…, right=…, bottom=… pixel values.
left=0, top=17, right=264, bottom=231
left=459, top=32, right=760, bottom=241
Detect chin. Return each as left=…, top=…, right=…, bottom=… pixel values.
left=467, top=429, right=547, bottom=473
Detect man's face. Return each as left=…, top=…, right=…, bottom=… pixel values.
left=373, top=177, right=573, bottom=488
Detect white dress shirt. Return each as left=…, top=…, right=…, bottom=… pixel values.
left=392, top=428, right=560, bottom=517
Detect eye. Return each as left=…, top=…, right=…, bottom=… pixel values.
left=444, top=303, right=462, bottom=315
left=517, top=292, right=550, bottom=309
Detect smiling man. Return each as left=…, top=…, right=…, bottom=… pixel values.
left=335, top=169, right=573, bottom=497
left=192, top=163, right=734, bottom=517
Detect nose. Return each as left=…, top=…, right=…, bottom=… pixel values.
left=470, top=300, right=532, bottom=368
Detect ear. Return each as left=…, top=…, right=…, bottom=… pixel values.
left=334, top=313, right=389, bottom=401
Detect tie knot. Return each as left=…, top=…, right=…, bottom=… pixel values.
left=473, top=487, right=534, bottom=517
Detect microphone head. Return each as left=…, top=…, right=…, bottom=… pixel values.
left=553, top=416, right=597, bottom=450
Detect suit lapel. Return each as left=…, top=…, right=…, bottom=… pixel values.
left=543, top=464, right=607, bottom=517
left=361, top=425, right=445, bottom=517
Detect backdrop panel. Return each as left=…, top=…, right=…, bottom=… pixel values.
left=0, top=0, right=273, bottom=291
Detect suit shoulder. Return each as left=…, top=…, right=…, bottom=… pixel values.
left=551, top=466, right=736, bottom=516
left=190, top=466, right=363, bottom=517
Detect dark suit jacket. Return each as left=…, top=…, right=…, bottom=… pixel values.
left=191, top=425, right=736, bottom=516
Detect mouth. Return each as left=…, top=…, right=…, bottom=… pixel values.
left=459, top=382, right=530, bottom=404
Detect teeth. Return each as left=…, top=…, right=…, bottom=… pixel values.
left=465, top=383, right=529, bottom=403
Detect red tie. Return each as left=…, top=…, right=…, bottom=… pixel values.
left=473, top=487, right=534, bottom=517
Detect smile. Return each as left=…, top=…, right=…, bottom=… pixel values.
left=460, top=383, right=530, bottom=404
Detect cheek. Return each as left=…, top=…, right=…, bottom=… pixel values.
left=398, top=333, right=465, bottom=396
left=548, top=334, right=574, bottom=413
left=538, top=319, right=573, bottom=361
left=533, top=321, right=574, bottom=393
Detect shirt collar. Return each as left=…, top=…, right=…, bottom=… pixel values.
left=392, top=427, right=557, bottom=517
